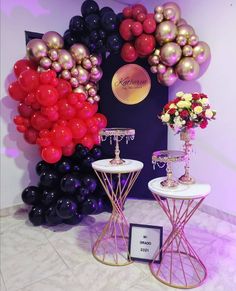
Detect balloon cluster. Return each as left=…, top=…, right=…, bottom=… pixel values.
left=8, top=59, right=107, bottom=163
left=26, top=31, right=103, bottom=103
left=148, top=2, right=211, bottom=86
left=22, top=145, right=112, bottom=226
left=119, top=4, right=156, bottom=62
left=64, top=0, right=123, bottom=55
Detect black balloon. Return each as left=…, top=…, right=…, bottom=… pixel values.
left=41, top=189, right=59, bottom=206
left=22, top=186, right=41, bottom=205
left=81, top=197, right=97, bottom=215
left=36, top=160, right=52, bottom=176
left=56, top=198, right=77, bottom=219
left=98, top=29, right=106, bottom=40
left=82, top=175, right=97, bottom=193
left=56, top=158, right=72, bottom=174
left=90, top=146, right=102, bottom=160
left=69, top=16, right=86, bottom=34
left=85, top=14, right=100, bottom=31
left=79, top=34, right=90, bottom=46
left=40, top=170, right=59, bottom=188
left=116, top=12, right=124, bottom=24
left=60, top=174, right=81, bottom=194
left=45, top=205, right=63, bottom=226
left=99, top=7, right=114, bottom=17
left=72, top=164, right=80, bottom=172
left=81, top=155, right=95, bottom=171
left=101, top=12, right=117, bottom=32
left=95, top=39, right=106, bottom=53
left=74, top=144, right=89, bottom=160
left=75, top=187, right=90, bottom=204
left=89, top=30, right=100, bottom=42
left=106, top=34, right=122, bottom=54
left=63, top=30, right=79, bottom=48
left=29, top=205, right=45, bottom=226
left=81, top=0, right=99, bottom=17
left=102, top=195, right=112, bottom=213
left=64, top=211, right=83, bottom=225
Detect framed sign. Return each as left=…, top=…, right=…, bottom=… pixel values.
left=128, top=223, right=163, bottom=263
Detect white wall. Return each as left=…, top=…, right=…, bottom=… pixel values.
left=1, top=0, right=236, bottom=216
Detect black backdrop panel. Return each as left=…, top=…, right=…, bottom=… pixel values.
left=99, top=55, right=168, bottom=199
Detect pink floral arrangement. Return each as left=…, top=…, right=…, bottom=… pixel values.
left=160, top=91, right=216, bottom=133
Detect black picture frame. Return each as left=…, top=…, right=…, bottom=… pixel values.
left=25, top=30, right=43, bottom=45
left=128, top=223, right=163, bottom=263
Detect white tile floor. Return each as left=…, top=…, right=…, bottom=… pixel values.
left=1, top=199, right=236, bottom=291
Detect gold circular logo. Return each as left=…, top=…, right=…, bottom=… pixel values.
left=112, top=64, right=151, bottom=105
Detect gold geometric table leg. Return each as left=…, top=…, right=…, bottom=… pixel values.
left=92, top=170, right=141, bottom=266
left=150, top=195, right=207, bottom=289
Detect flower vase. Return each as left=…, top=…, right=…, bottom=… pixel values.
left=179, top=128, right=195, bottom=184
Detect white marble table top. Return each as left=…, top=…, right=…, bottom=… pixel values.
left=92, top=159, right=144, bottom=174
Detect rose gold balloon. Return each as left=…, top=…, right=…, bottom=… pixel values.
left=176, top=35, right=187, bottom=46
left=178, top=24, right=195, bottom=39
left=37, top=66, right=47, bottom=72
left=188, top=35, right=199, bottom=46
left=73, top=85, right=88, bottom=97
left=88, top=87, right=97, bottom=97
left=155, top=21, right=177, bottom=44
left=70, top=77, right=79, bottom=88
left=93, top=95, right=100, bottom=102
left=87, top=97, right=95, bottom=104
left=82, top=58, right=92, bottom=70
left=182, top=45, right=193, bottom=57
left=58, top=49, right=74, bottom=70
left=154, top=49, right=161, bottom=56
left=157, top=63, right=167, bottom=74
left=192, top=41, right=211, bottom=64
left=40, top=57, right=52, bottom=69
left=155, top=13, right=164, bottom=23
left=61, top=70, right=71, bottom=80
left=48, top=49, right=59, bottom=61
left=160, top=42, right=182, bottom=66
left=77, top=66, right=90, bottom=84
left=154, top=6, right=164, bottom=14
left=148, top=55, right=159, bottom=65
left=90, top=54, right=102, bottom=66
left=51, top=61, right=62, bottom=72
left=85, top=82, right=95, bottom=91
left=150, top=66, right=158, bottom=74
left=42, top=31, right=64, bottom=49
left=70, top=44, right=89, bottom=64
left=90, top=66, right=103, bottom=82
left=26, top=39, right=47, bottom=62
left=177, top=18, right=187, bottom=27
left=163, top=8, right=175, bottom=21
left=163, top=2, right=181, bottom=23
left=71, top=67, right=79, bottom=77
left=157, top=67, right=178, bottom=86
left=176, top=57, right=200, bottom=80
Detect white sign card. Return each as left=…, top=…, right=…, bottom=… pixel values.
left=128, top=223, right=163, bottom=263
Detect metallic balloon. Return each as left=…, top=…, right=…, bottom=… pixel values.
left=154, top=49, right=161, bottom=56
left=39, top=57, right=52, bottom=69
left=154, top=6, right=164, bottom=14
left=163, top=8, right=175, bottom=21
left=82, top=58, right=92, bottom=70
left=88, top=87, right=97, bottom=97
left=177, top=18, right=187, bottom=27
left=163, top=2, right=181, bottom=23
left=182, top=45, right=193, bottom=57
left=71, top=67, right=79, bottom=77
left=61, top=70, right=71, bottom=80
left=58, top=49, right=74, bottom=70
left=93, top=95, right=100, bottom=102
left=188, top=34, right=199, bottom=46
left=150, top=66, right=158, bottom=73
left=148, top=55, right=159, bottom=65
left=48, top=49, right=59, bottom=61
left=157, top=63, right=167, bottom=74
left=73, top=85, right=88, bottom=96
left=192, top=41, right=211, bottom=64
left=176, top=35, right=187, bottom=46
left=51, top=61, right=62, bottom=73
left=90, top=66, right=103, bottom=82
left=157, top=67, right=178, bottom=86
left=155, top=21, right=177, bottom=44
left=176, top=57, right=200, bottom=80
left=77, top=66, right=90, bottom=84
left=160, top=42, right=182, bottom=66
left=178, top=24, right=195, bottom=39
left=87, top=97, right=95, bottom=104
left=70, top=77, right=79, bottom=88
left=26, top=39, right=47, bottom=62
left=85, top=82, right=95, bottom=91
left=70, top=44, right=89, bottom=64
left=154, top=13, right=164, bottom=23
left=90, top=54, right=102, bottom=66
left=42, top=31, right=64, bottom=49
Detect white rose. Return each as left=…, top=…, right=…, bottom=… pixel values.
left=177, top=100, right=191, bottom=108
left=200, top=98, right=209, bottom=106
left=194, top=106, right=203, bottom=114
left=190, top=113, right=197, bottom=120
left=161, top=113, right=170, bottom=122
left=205, top=109, right=213, bottom=119
left=176, top=91, right=184, bottom=97
left=182, top=93, right=192, bottom=101
left=169, top=103, right=177, bottom=109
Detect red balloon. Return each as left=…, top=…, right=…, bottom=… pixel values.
left=51, top=126, right=72, bottom=147
left=39, top=70, right=56, bottom=84
left=78, top=102, right=98, bottom=119
left=31, top=112, right=52, bottom=131
left=123, top=7, right=133, bottom=18
left=58, top=99, right=76, bottom=120
left=134, top=34, right=156, bottom=56
left=94, top=113, right=107, bottom=129
left=18, top=103, right=34, bottom=118
left=85, top=117, right=99, bottom=134
left=16, top=125, right=27, bottom=133
left=62, top=142, right=75, bottom=156
left=146, top=13, right=155, bottom=19
left=18, top=69, right=39, bottom=92
left=39, top=129, right=50, bottom=138
left=14, top=115, right=24, bottom=125
left=41, top=105, right=59, bottom=121
left=143, top=18, right=156, bottom=34
left=8, top=81, right=27, bottom=101
left=68, top=118, right=87, bottom=139
left=131, top=22, right=143, bottom=36
left=36, top=137, right=51, bottom=147
left=14, top=59, right=36, bottom=78
left=36, top=85, right=58, bottom=106
left=132, top=4, right=147, bottom=19
left=92, top=133, right=100, bottom=145
left=24, top=127, right=38, bottom=144
left=136, top=12, right=146, bottom=23
left=24, top=92, right=36, bottom=105
left=121, top=43, right=138, bottom=62
left=119, top=19, right=134, bottom=41
left=80, top=134, right=94, bottom=149
left=56, top=79, right=72, bottom=98
left=41, top=146, right=62, bottom=163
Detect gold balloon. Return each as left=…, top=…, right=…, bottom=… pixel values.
left=150, top=66, right=158, bottom=74
left=192, top=41, right=211, bottom=64
left=39, top=57, right=52, bottom=69
left=93, top=95, right=100, bottom=102
left=42, top=31, right=64, bottom=49
left=26, top=39, right=47, bottom=62
left=51, top=61, right=62, bottom=72
left=85, top=82, right=95, bottom=91
left=163, top=2, right=181, bottom=23
left=71, top=67, right=79, bottom=77
left=188, top=35, right=199, bottom=46
left=70, top=77, right=79, bottom=88
left=155, top=21, right=177, bottom=44
left=88, top=87, right=97, bottom=97
left=90, top=66, right=103, bottom=82
left=148, top=55, right=159, bottom=65
left=157, top=67, right=178, bottom=86
left=90, top=54, right=102, bottom=66
left=70, top=44, right=89, bottom=64
left=154, top=12, right=164, bottom=23
left=176, top=35, right=187, bottom=46
left=157, top=63, right=167, bottom=74
left=163, top=8, right=175, bottom=21
left=178, top=24, right=195, bottom=39
left=176, top=57, right=200, bottom=80
left=61, top=70, right=71, bottom=80
left=58, top=49, right=74, bottom=70
left=182, top=45, right=193, bottom=57
left=82, top=58, right=93, bottom=70
left=48, top=49, right=59, bottom=61
left=154, top=5, right=164, bottom=14
left=160, top=42, right=182, bottom=66
left=177, top=18, right=187, bottom=27
left=77, top=66, right=90, bottom=84
left=154, top=49, right=161, bottom=56
left=87, top=97, right=95, bottom=104
left=73, top=85, right=88, bottom=97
